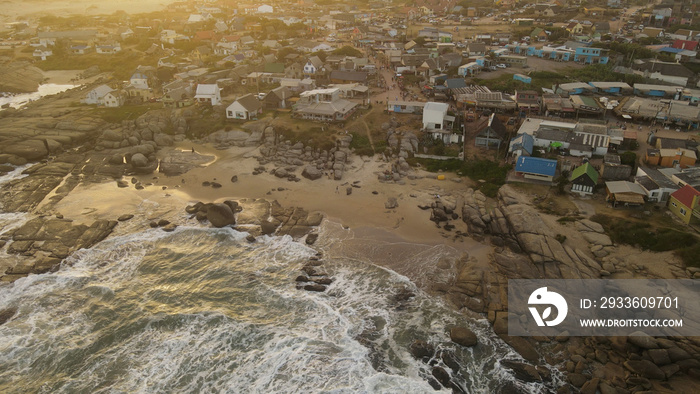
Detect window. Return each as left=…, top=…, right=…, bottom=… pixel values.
left=671, top=202, right=677, bottom=207
left=680, top=208, right=687, bottom=215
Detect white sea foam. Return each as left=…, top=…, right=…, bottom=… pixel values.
left=0, top=226, right=551, bottom=393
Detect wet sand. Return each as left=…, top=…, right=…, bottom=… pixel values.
left=53, top=141, right=493, bottom=281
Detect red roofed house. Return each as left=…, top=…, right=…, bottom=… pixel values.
left=194, top=30, right=218, bottom=42
left=668, top=185, right=700, bottom=224
left=672, top=40, right=699, bottom=51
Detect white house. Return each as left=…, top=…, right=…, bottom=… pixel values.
left=423, top=102, right=449, bottom=130
left=129, top=72, right=150, bottom=90
left=215, top=42, right=238, bottom=55
left=32, top=46, right=52, bottom=60
left=226, top=94, right=263, bottom=120
left=83, top=85, right=114, bottom=105
left=257, top=4, right=273, bottom=13
left=102, top=91, right=124, bottom=108
left=96, top=43, right=121, bottom=54
left=423, top=102, right=457, bottom=144
left=194, top=84, right=222, bottom=106
left=303, top=56, right=324, bottom=77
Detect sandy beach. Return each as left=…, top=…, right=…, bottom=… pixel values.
left=53, top=139, right=489, bottom=249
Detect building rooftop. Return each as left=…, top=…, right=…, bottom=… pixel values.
left=515, top=156, right=558, bottom=176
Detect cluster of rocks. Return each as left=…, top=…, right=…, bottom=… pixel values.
left=377, top=156, right=421, bottom=184
left=257, top=126, right=353, bottom=181
left=428, top=199, right=459, bottom=230
left=185, top=199, right=323, bottom=242
left=575, top=220, right=615, bottom=259
left=204, top=128, right=263, bottom=149
left=407, top=325, right=481, bottom=393
left=384, top=118, right=418, bottom=159
left=148, top=218, right=178, bottom=232
left=428, top=184, right=700, bottom=392
left=1, top=116, right=102, bottom=163
left=549, top=332, right=700, bottom=393
left=295, top=254, right=333, bottom=292
left=271, top=167, right=302, bottom=182
left=185, top=201, right=240, bottom=228
left=2, top=216, right=117, bottom=281
left=97, top=110, right=188, bottom=175
left=0, top=157, right=87, bottom=213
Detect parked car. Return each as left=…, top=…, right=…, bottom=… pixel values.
left=489, top=66, right=498, bottom=71
left=496, top=63, right=507, bottom=69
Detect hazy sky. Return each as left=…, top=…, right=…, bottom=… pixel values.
left=2, top=0, right=169, bottom=19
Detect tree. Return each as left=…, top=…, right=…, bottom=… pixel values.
left=620, top=151, right=637, bottom=167
left=332, top=46, right=363, bottom=57
left=555, top=170, right=570, bottom=195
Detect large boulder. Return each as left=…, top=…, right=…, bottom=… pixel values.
left=450, top=326, right=477, bottom=347
left=3, top=140, right=48, bottom=160
left=301, top=165, right=323, bottom=180
left=130, top=153, right=149, bottom=168
left=624, top=360, right=666, bottom=380
left=153, top=133, right=174, bottom=147
left=206, top=204, right=236, bottom=228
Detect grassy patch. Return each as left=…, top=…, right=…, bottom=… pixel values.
left=591, top=214, right=700, bottom=268
left=37, top=51, right=158, bottom=80
left=410, top=158, right=511, bottom=197
left=349, top=132, right=374, bottom=156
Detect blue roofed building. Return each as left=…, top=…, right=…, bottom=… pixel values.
left=509, top=133, right=534, bottom=158
left=515, top=156, right=558, bottom=182
left=573, top=46, right=609, bottom=64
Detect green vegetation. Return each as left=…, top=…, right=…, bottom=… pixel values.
left=274, top=122, right=337, bottom=151
left=332, top=46, right=363, bottom=58
left=591, top=214, right=700, bottom=268
left=474, top=65, right=647, bottom=93
left=620, top=151, right=637, bottom=167
left=37, top=51, right=158, bottom=81
left=349, top=132, right=374, bottom=156
left=592, top=42, right=674, bottom=64
left=409, top=158, right=511, bottom=197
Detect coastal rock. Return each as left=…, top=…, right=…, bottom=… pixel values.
left=130, top=153, right=149, bottom=168
left=206, top=204, right=236, bottom=228
left=303, top=284, right=326, bottom=292
left=624, top=360, right=666, bottom=380
left=301, top=165, right=322, bottom=180
left=0, top=308, right=18, bottom=326
left=409, top=340, right=434, bottom=361
left=3, top=140, right=48, bottom=160
left=628, top=332, right=659, bottom=349
left=153, top=133, right=174, bottom=147
left=501, top=360, right=542, bottom=383
left=431, top=366, right=451, bottom=389
left=450, top=326, right=477, bottom=347
left=384, top=197, right=398, bottom=209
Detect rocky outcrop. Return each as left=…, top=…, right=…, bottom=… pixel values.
left=257, top=126, right=351, bottom=181
left=3, top=217, right=117, bottom=281
left=0, top=61, right=44, bottom=93
left=91, top=109, right=189, bottom=176
left=206, top=203, right=236, bottom=228
left=158, top=150, right=215, bottom=176
left=295, top=253, right=333, bottom=293
left=185, top=198, right=323, bottom=240
left=450, top=326, right=477, bottom=347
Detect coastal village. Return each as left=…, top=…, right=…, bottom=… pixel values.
left=0, top=0, right=700, bottom=392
